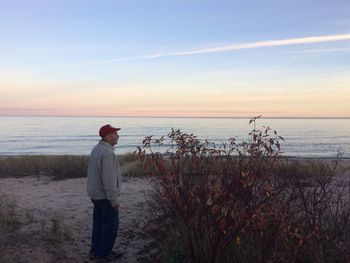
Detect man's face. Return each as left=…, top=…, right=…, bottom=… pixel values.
left=105, top=131, right=119, bottom=146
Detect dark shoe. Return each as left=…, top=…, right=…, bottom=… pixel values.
left=110, top=251, right=123, bottom=258
left=96, top=251, right=123, bottom=262
left=89, top=249, right=97, bottom=260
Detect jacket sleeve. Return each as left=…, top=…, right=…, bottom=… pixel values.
left=101, top=151, right=119, bottom=206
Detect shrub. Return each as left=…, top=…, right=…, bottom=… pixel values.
left=138, top=116, right=350, bottom=263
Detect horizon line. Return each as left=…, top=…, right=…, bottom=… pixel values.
left=1, top=115, right=349, bottom=119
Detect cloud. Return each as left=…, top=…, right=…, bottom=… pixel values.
left=170, top=34, right=350, bottom=56
left=84, top=54, right=164, bottom=65
left=259, top=47, right=350, bottom=56
left=85, top=33, right=350, bottom=65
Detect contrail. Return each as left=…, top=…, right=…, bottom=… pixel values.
left=84, top=54, right=164, bottom=65
left=169, top=34, right=350, bottom=56
left=86, top=33, right=350, bottom=65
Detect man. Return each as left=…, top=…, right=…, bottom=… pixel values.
left=87, top=124, right=122, bottom=261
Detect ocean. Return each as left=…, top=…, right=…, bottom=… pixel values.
left=0, top=116, right=349, bottom=158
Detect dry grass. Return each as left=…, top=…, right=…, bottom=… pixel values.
left=0, top=154, right=147, bottom=180
left=0, top=193, right=73, bottom=262
left=118, top=152, right=139, bottom=165
left=0, top=194, right=20, bottom=262
left=123, top=161, right=148, bottom=177
left=0, top=194, right=19, bottom=233
left=0, top=155, right=88, bottom=179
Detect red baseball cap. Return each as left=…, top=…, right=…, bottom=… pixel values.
left=99, top=124, right=121, bottom=138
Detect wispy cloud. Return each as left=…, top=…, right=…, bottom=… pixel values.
left=171, top=34, right=350, bottom=55
left=259, top=47, right=350, bottom=56
left=86, top=33, right=350, bottom=65
left=84, top=54, right=165, bottom=65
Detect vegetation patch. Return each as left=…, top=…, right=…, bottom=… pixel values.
left=0, top=155, right=88, bottom=179
left=0, top=153, right=146, bottom=179
left=0, top=193, right=73, bottom=262
left=138, top=116, right=350, bottom=263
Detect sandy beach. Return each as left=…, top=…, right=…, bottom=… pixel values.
left=0, top=168, right=154, bottom=263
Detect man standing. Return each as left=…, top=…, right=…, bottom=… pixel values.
left=87, top=124, right=122, bottom=261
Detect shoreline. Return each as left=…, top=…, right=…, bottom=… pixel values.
left=0, top=154, right=349, bottom=159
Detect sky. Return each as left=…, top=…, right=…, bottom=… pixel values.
left=0, top=0, right=350, bottom=118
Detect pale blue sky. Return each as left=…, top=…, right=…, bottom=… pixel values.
left=1, top=0, right=349, bottom=117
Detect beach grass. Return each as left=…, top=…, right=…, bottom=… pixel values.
left=0, top=194, right=19, bottom=234
left=0, top=192, right=75, bottom=262
left=0, top=194, right=19, bottom=263
left=118, top=152, right=139, bottom=165
left=0, top=152, right=145, bottom=179
left=0, top=155, right=88, bottom=179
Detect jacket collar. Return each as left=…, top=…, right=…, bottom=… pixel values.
left=99, top=139, right=114, bottom=149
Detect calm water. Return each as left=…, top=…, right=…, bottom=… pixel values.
left=0, top=116, right=349, bottom=158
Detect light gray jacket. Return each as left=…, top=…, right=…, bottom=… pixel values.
left=87, top=140, right=122, bottom=206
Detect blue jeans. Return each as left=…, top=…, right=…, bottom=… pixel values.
left=91, top=199, right=119, bottom=257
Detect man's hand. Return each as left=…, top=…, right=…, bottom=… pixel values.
left=111, top=203, right=119, bottom=211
